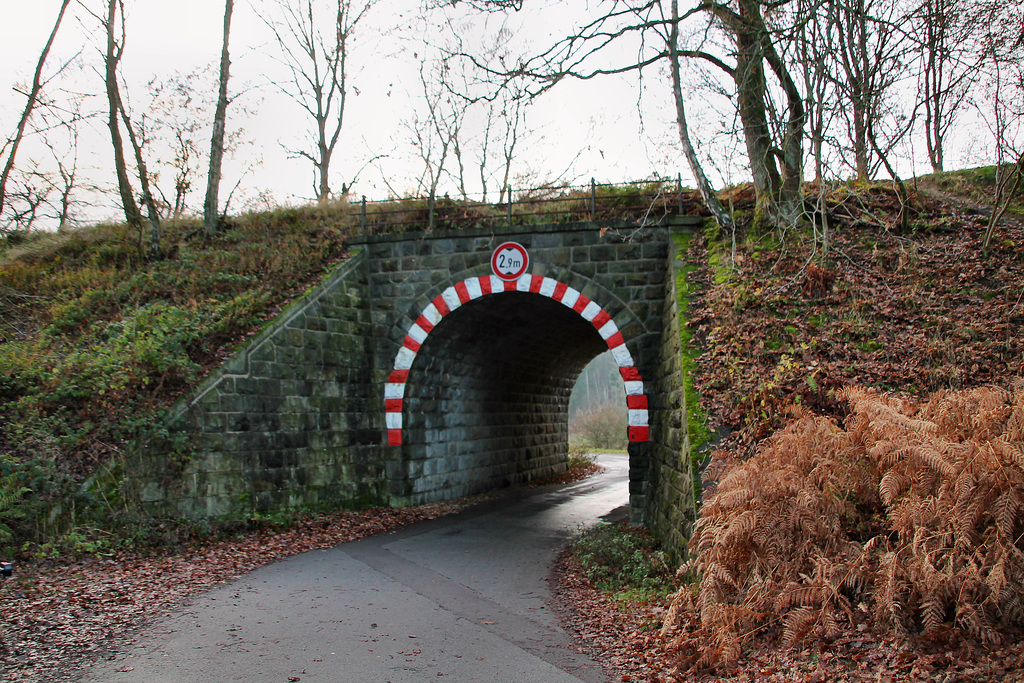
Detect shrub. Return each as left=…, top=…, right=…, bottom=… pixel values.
left=570, top=402, right=628, bottom=450
left=567, top=442, right=597, bottom=470
left=663, top=382, right=1024, bottom=671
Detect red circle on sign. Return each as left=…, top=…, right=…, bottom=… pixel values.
left=491, top=242, right=529, bottom=281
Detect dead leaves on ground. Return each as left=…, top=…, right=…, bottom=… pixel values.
left=690, top=185, right=1024, bottom=455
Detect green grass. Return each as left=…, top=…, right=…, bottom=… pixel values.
left=923, top=164, right=1024, bottom=217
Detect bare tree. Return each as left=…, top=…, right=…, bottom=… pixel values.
left=826, top=0, right=911, bottom=181
left=2, top=172, right=53, bottom=232
left=432, top=16, right=536, bottom=204
left=119, top=98, right=162, bottom=257
left=487, top=82, right=529, bottom=204
left=40, top=93, right=90, bottom=233
left=50, top=129, right=81, bottom=232
left=791, top=0, right=840, bottom=257
left=144, top=71, right=209, bottom=220
left=205, top=0, right=234, bottom=235
left=791, top=0, right=836, bottom=186
left=913, top=0, right=981, bottom=173
left=93, top=0, right=171, bottom=257
left=405, top=58, right=467, bottom=223
left=455, top=0, right=805, bottom=230
left=0, top=0, right=73, bottom=230
left=712, top=0, right=807, bottom=228
left=102, top=0, right=143, bottom=234
left=667, top=0, right=733, bottom=232
left=259, top=0, right=375, bottom=203
left=974, top=0, right=1024, bottom=253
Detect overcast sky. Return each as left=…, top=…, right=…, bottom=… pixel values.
left=2, top=0, right=693, bottom=228
left=5, top=0, right=991, bottom=231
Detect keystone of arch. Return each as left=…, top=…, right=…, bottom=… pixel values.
left=383, top=273, right=650, bottom=446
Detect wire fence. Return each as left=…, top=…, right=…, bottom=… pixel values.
left=355, top=176, right=705, bottom=235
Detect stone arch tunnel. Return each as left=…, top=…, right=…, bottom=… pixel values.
left=385, top=274, right=648, bottom=504
left=132, top=216, right=703, bottom=551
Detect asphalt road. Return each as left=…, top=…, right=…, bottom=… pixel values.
left=78, top=453, right=629, bottom=683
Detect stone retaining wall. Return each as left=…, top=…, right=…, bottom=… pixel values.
left=132, top=256, right=385, bottom=518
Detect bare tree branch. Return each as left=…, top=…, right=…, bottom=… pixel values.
left=0, top=0, right=72, bottom=227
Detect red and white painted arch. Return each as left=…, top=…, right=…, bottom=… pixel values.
left=384, top=273, right=650, bottom=446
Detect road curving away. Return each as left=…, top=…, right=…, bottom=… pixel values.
left=78, top=453, right=629, bottom=683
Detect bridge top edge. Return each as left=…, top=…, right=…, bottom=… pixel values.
left=349, top=215, right=703, bottom=246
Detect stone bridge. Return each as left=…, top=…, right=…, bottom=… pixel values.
left=132, top=216, right=705, bottom=551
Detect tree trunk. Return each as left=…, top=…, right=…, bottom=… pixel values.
left=104, top=0, right=143, bottom=233
left=733, top=16, right=779, bottom=230
left=204, top=0, right=234, bottom=236
left=867, top=116, right=910, bottom=232
left=0, top=0, right=71, bottom=224
left=983, top=151, right=1024, bottom=254
left=119, top=104, right=161, bottom=258
left=316, top=106, right=331, bottom=202
left=761, top=36, right=806, bottom=225
left=713, top=0, right=804, bottom=230
left=669, top=0, right=734, bottom=233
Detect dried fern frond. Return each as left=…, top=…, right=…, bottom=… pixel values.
left=880, top=470, right=911, bottom=505
left=774, top=583, right=823, bottom=612
left=992, top=437, right=1024, bottom=471
left=670, top=381, right=1024, bottom=673
left=921, top=596, right=949, bottom=633
left=915, top=444, right=957, bottom=478
left=992, top=489, right=1023, bottom=537
left=782, top=606, right=821, bottom=647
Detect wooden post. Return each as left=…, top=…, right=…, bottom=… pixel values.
left=428, top=189, right=435, bottom=231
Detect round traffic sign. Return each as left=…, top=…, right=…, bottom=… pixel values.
left=491, top=242, right=529, bottom=281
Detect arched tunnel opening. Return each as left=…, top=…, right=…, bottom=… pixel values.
left=568, top=351, right=628, bottom=450
left=394, top=291, right=617, bottom=503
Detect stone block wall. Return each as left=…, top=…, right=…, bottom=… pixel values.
left=132, top=256, right=385, bottom=519
left=128, top=216, right=705, bottom=556
left=357, top=220, right=684, bottom=512
left=645, top=230, right=700, bottom=554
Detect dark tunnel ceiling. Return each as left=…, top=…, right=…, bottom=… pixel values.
left=413, top=291, right=611, bottom=381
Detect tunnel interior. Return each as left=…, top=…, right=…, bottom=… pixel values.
left=396, top=291, right=613, bottom=502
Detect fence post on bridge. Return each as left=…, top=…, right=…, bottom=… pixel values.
left=677, top=174, right=683, bottom=214
left=428, top=189, right=436, bottom=231
left=590, top=177, right=597, bottom=218
left=361, top=195, right=367, bottom=233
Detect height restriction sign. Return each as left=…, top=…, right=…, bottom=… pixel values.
left=491, top=242, right=529, bottom=281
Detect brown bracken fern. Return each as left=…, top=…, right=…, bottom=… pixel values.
left=662, top=381, right=1024, bottom=673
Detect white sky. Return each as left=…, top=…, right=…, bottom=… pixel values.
left=2, top=0, right=689, bottom=228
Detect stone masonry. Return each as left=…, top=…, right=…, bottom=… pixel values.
left=130, top=215, right=704, bottom=553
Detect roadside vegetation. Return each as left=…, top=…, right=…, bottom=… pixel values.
left=571, top=522, right=675, bottom=607
left=569, top=403, right=630, bottom=452
left=556, top=167, right=1024, bottom=681
left=0, top=204, right=354, bottom=554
